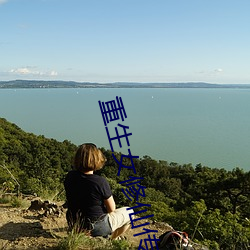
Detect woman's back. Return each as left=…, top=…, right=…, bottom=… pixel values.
left=64, top=170, right=112, bottom=218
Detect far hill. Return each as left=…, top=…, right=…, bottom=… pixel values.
left=1, top=80, right=250, bottom=88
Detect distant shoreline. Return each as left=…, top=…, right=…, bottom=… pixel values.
left=1, top=80, right=250, bottom=89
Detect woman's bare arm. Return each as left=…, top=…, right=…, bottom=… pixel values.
left=104, top=195, right=116, bottom=213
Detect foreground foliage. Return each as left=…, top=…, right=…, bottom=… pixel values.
left=57, top=231, right=134, bottom=250
left=0, top=117, right=250, bottom=249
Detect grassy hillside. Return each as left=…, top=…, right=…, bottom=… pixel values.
left=0, top=117, right=250, bottom=249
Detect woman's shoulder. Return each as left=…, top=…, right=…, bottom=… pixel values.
left=65, top=170, right=81, bottom=180
left=92, top=174, right=107, bottom=181
left=90, top=174, right=110, bottom=185
left=65, top=171, right=108, bottom=184
left=66, top=170, right=78, bottom=175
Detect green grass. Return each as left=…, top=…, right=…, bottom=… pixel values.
left=57, top=230, right=94, bottom=250
left=10, top=196, right=30, bottom=208
left=56, top=229, right=136, bottom=250
left=0, top=196, right=12, bottom=204
left=0, top=194, right=29, bottom=208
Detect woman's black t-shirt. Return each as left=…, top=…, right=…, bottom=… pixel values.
left=64, top=170, right=112, bottom=219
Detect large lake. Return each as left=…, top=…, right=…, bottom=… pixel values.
left=0, top=88, right=249, bottom=171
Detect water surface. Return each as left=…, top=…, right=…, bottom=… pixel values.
left=0, top=88, right=249, bottom=170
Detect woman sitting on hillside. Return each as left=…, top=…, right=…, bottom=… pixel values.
left=64, top=143, right=133, bottom=239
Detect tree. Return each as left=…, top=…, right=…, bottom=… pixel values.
left=220, top=168, right=250, bottom=217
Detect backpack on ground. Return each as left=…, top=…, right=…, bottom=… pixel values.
left=157, top=230, right=193, bottom=250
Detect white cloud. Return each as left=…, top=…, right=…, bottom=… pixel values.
left=198, top=68, right=224, bottom=75
left=10, top=68, right=31, bottom=74
left=9, top=67, right=58, bottom=77
left=214, top=68, right=223, bottom=73
left=50, top=70, right=58, bottom=76
left=9, top=67, right=42, bottom=75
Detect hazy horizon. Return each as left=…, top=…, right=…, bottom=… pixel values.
left=1, top=79, right=250, bottom=86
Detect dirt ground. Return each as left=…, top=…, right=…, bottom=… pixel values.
left=0, top=199, right=173, bottom=250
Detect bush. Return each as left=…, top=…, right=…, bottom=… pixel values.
left=0, top=195, right=12, bottom=204
left=57, top=231, right=94, bottom=250
left=10, top=196, right=29, bottom=208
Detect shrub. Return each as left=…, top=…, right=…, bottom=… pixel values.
left=10, top=196, right=29, bottom=208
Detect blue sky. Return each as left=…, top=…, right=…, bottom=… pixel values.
left=1, top=0, right=250, bottom=84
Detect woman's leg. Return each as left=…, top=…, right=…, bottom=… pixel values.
left=111, top=223, right=130, bottom=239
left=108, top=207, right=134, bottom=239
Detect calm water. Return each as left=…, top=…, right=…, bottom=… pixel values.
left=0, top=88, right=250, bottom=171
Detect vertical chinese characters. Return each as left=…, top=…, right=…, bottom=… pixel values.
left=98, top=96, right=159, bottom=250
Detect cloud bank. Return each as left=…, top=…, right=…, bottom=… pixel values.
left=9, top=67, right=58, bottom=77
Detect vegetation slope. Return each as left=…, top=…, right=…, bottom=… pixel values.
left=0, top=117, right=249, bottom=249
